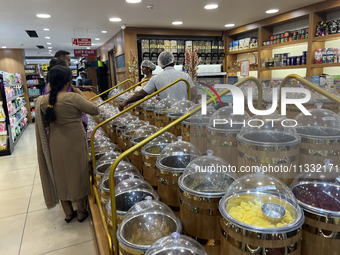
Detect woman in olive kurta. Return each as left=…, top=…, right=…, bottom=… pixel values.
left=40, top=66, right=100, bottom=222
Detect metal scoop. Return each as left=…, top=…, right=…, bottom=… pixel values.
left=261, top=203, right=286, bottom=223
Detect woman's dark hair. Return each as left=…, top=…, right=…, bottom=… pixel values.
left=47, top=58, right=67, bottom=82
left=45, top=66, right=72, bottom=123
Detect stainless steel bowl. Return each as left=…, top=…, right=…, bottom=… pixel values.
left=156, top=155, right=198, bottom=172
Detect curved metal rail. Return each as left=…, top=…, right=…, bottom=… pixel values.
left=278, top=74, right=340, bottom=114
left=106, top=76, right=262, bottom=255
left=90, top=79, right=133, bottom=101
left=99, top=79, right=150, bottom=107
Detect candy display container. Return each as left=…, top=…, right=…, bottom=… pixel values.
left=178, top=151, right=237, bottom=255
left=105, top=176, right=159, bottom=232
left=314, top=88, right=340, bottom=114
left=181, top=105, right=216, bottom=154
left=154, top=95, right=178, bottom=128
left=141, top=132, right=177, bottom=189
left=285, top=87, right=315, bottom=119
left=117, top=197, right=182, bottom=255
left=290, top=159, right=340, bottom=255
left=109, top=112, right=129, bottom=144
left=122, top=119, right=147, bottom=158
left=115, top=113, right=139, bottom=151
left=237, top=112, right=301, bottom=185
left=156, top=137, right=202, bottom=216
left=167, top=99, right=195, bottom=137
left=143, top=97, right=161, bottom=126
left=207, top=106, right=250, bottom=168
left=219, top=173, right=304, bottom=255
left=295, top=103, right=340, bottom=166
left=93, top=141, right=122, bottom=162
left=130, top=124, right=159, bottom=171
left=145, top=232, right=208, bottom=255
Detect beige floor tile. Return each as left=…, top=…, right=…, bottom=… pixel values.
left=0, top=155, right=37, bottom=172
left=41, top=240, right=97, bottom=255
left=33, top=170, right=41, bottom=185
left=28, top=183, right=52, bottom=212
left=20, top=206, right=93, bottom=255
left=0, top=214, right=26, bottom=255
left=0, top=186, right=32, bottom=218
left=0, top=167, right=36, bottom=191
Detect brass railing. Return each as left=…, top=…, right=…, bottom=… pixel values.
left=105, top=76, right=262, bottom=255
left=90, top=79, right=133, bottom=101
left=278, top=74, right=340, bottom=114
left=99, top=79, right=150, bottom=107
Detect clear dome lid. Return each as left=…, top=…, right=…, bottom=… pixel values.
left=101, top=105, right=119, bottom=120
left=99, top=161, right=143, bottom=192
left=241, top=81, right=259, bottom=100
left=110, top=112, right=129, bottom=126
left=314, top=88, right=340, bottom=102
left=94, top=141, right=122, bottom=159
left=116, top=113, right=138, bottom=129
left=183, top=105, right=216, bottom=125
left=143, top=96, right=161, bottom=111
left=145, top=232, right=208, bottom=255
left=90, top=136, right=111, bottom=148
left=93, top=97, right=104, bottom=105
left=207, top=105, right=250, bottom=132
left=117, top=197, right=182, bottom=251
left=294, top=103, right=340, bottom=140
left=178, top=150, right=237, bottom=197
left=154, top=95, right=178, bottom=114
left=156, top=137, right=202, bottom=173
left=123, top=120, right=148, bottom=138
left=142, top=132, right=177, bottom=157
left=219, top=173, right=304, bottom=233
left=131, top=124, right=159, bottom=145
left=290, top=159, right=340, bottom=218
left=97, top=150, right=125, bottom=164
left=87, top=127, right=109, bottom=140
left=167, top=99, right=195, bottom=119
left=106, top=176, right=159, bottom=214
left=108, top=88, right=121, bottom=98
left=237, top=112, right=301, bottom=146
left=94, top=153, right=129, bottom=177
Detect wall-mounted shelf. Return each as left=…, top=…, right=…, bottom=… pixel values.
left=260, top=65, right=307, bottom=71
left=311, top=63, right=340, bottom=68
left=312, top=33, right=340, bottom=42
left=228, top=48, right=258, bottom=55
left=261, top=39, right=309, bottom=50
left=9, top=104, right=24, bottom=117
left=7, top=93, right=25, bottom=102
left=4, top=83, right=23, bottom=88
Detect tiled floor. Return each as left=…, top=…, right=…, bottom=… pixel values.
left=0, top=124, right=97, bottom=255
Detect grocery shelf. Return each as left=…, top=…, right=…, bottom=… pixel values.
left=13, top=124, right=28, bottom=148
left=7, top=93, right=25, bottom=102
left=228, top=48, right=258, bottom=55
left=228, top=67, right=258, bottom=72
left=260, top=65, right=307, bottom=71
left=25, top=73, right=40, bottom=76
left=4, top=83, right=23, bottom=88
left=197, top=72, right=227, bottom=77
left=261, top=39, right=309, bottom=50
left=312, top=34, right=340, bottom=42
left=9, top=104, right=24, bottom=117
left=11, top=114, right=26, bottom=129
left=0, top=131, right=7, bottom=136
left=29, top=94, right=41, bottom=97
left=311, top=63, right=340, bottom=68
left=27, top=83, right=40, bottom=86
left=0, top=118, right=5, bottom=122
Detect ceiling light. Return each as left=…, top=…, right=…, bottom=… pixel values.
left=86, top=47, right=90, bottom=49
left=36, top=14, right=51, bottom=18
left=172, top=21, right=183, bottom=25
left=47, top=42, right=52, bottom=45
left=48, top=47, right=52, bottom=49
left=109, top=17, right=122, bottom=22
left=43, top=28, right=50, bottom=31
left=45, top=36, right=51, bottom=39
left=101, top=30, right=108, bottom=33
left=2, top=46, right=7, bottom=49
left=126, top=0, right=142, bottom=3
left=225, top=23, right=235, bottom=27
left=266, top=9, right=279, bottom=14
left=204, top=4, right=218, bottom=9
left=95, top=38, right=100, bottom=40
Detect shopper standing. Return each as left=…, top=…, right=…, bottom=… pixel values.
left=76, top=71, right=86, bottom=86
left=35, top=66, right=100, bottom=223
left=54, top=50, right=71, bottom=67
left=118, top=51, right=197, bottom=111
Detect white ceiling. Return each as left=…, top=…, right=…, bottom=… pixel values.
left=0, top=0, right=324, bottom=58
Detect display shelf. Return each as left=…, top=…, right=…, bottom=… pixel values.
left=0, top=131, right=7, bottom=136
left=228, top=67, right=258, bottom=72
left=260, top=65, right=307, bottom=71
left=9, top=104, right=24, bottom=117
left=29, top=94, right=41, bottom=97
left=312, top=33, right=340, bottom=42
left=4, top=83, right=23, bottom=88
left=0, top=118, right=5, bottom=122
left=311, top=63, right=340, bottom=68
left=7, top=93, right=25, bottom=102
left=197, top=72, right=227, bottom=77
left=26, top=83, right=40, bottom=86
left=261, top=39, right=309, bottom=50
left=11, top=114, right=26, bottom=129
left=13, top=124, right=27, bottom=148
left=25, top=73, right=40, bottom=76
left=228, top=48, right=258, bottom=55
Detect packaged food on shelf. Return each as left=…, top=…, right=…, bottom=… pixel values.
left=0, top=121, right=6, bottom=133
left=0, top=136, right=7, bottom=151
left=315, top=19, right=340, bottom=37
left=0, top=102, right=5, bottom=119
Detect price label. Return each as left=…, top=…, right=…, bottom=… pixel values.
left=172, top=151, right=184, bottom=156
left=256, top=185, right=276, bottom=192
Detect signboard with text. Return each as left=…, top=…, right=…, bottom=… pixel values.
left=74, top=49, right=97, bottom=57
left=72, top=38, right=92, bottom=46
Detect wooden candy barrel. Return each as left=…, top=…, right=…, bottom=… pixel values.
left=299, top=136, right=340, bottom=170
left=116, top=126, right=126, bottom=151
left=105, top=123, right=112, bottom=138
left=144, top=109, right=155, bottom=126
left=181, top=123, right=207, bottom=154
left=109, top=124, right=118, bottom=144
left=179, top=190, right=222, bottom=255
left=130, top=139, right=144, bottom=172
left=122, top=134, right=133, bottom=160
left=323, top=102, right=340, bottom=114
left=168, top=116, right=183, bottom=137
left=237, top=132, right=300, bottom=186
left=118, top=243, right=144, bottom=255
left=155, top=112, right=168, bottom=129
left=135, top=106, right=144, bottom=121
left=220, top=217, right=302, bottom=255
left=206, top=129, right=238, bottom=167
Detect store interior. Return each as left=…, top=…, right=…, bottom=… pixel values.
left=1, top=0, right=340, bottom=254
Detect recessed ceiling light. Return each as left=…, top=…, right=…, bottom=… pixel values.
left=48, top=47, right=52, bottom=49
left=86, top=47, right=90, bottom=49
left=126, top=0, right=142, bottom=3
left=45, top=36, right=51, bottom=39
left=172, top=21, right=183, bottom=25
left=204, top=4, right=218, bottom=9
left=2, top=46, right=7, bottom=49
left=43, top=28, right=50, bottom=31
left=95, top=38, right=100, bottom=40
left=225, top=23, right=235, bottom=27
left=36, top=14, right=51, bottom=18
left=109, top=17, right=122, bottom=22
left=47, top=42, right=52, bottom=45
left=101, top=30, right=108, bottom=33
left=266, top=9, right=279, bottom=14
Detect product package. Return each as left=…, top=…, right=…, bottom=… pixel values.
left=249, top=37, right=258, bottom=48
left=157, top=40, right=165, bottom=53
left=164, top=40, right=171, bottom=52
left=141, top=39, right=150, bottom=54
left=0, top=135, right=7, bottom=151
left=150, top=40, right=158, bottom=54
left=334, top=76, right=340, bottom=88
left=319, top=75, right=327, bottom=88
left=233, top=41, right=239, bottom=51
left=329, top=20, right=338, bottom=34
left=171, top=40, right=178, bottom=53
left=326, top=75, right=335, bottom=88
left=326, top=48, right=334, bottom=63
left=229, top=42, right=233, bottom=52
left=311, top=76, right=320, bottom=85
left=314, top=49, right=323, bottom=64
left=243, top=38, right=250, bottom=49
left=205, top=41, right=212, bottom=54
left=239, top=39, right=244, bottom=51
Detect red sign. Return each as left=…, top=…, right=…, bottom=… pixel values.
left=72, top=38, right=92, bottom=46
left=74, top=49, right=97, bottom=57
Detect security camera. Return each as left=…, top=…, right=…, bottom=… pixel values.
left=147, top=5, right=154, bottom=10
left=121, top=24, right=126, bottom=30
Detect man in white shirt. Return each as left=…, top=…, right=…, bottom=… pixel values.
left=76, top=71, right=86, bottom=86
left=118, top=51, right=197, bottom=111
